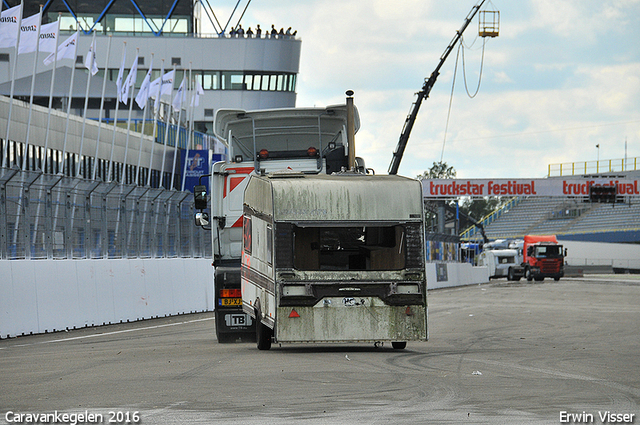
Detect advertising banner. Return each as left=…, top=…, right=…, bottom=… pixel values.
left=422, top=178, right=640, bottom=198
left=181, top=150, right=210, bottom=193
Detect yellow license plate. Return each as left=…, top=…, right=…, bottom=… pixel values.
left=219, top=298, right=242, bottom=306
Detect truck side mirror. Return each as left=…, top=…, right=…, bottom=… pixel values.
left=194, top=185, right=208, bottom=210
left=564, top=248, right=568, bottom=257
left=195, top=212, right=210, bottom=227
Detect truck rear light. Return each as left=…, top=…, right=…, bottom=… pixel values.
left=307, top=146, right=318, bottom=157
left=282, top=285, right=306, bottom=296
left=220, top=289, right=241, bottom=298
left=397, top=284, right=420, bottom=294
left=258, top=149, right=269, bottom=159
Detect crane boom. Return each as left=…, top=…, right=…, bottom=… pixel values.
left=388, top=0, right=486, bottom=175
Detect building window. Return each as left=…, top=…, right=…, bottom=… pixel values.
left=171, top=57, right=181, bottom=66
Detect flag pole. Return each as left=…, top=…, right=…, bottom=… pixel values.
left=88, top=34, right=112, bottom=180
left=42, top=14, right=62, bottom=174
left=181, top=62, right=193, bottom=192
left=122, top=48, right=139, bottom=184
left=2, top=0, right=24, bottom=169
left=22, top=5, right=43, bottom=171
left=159, top=64, right=176, bottom=189
left=170, top=69, right=187, bottom=190
left=60, top=30, right=80, bottom=176
left=106, top=40, right=125, bottom=182
left=78, top=31, right=97, bottom=179
left=147, top=58, right=164, bottom=187
left=135, top=53, right=153, bottom=186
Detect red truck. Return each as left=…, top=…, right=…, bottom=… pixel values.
left=507, top=235, right=565, bottom=282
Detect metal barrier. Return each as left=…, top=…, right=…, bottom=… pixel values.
left=548, top=157, right=639, bottom=177
left=0, top=168, right=211, bottom=260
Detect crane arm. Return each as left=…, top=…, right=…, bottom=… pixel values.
left=388, top=0, right=486, bottom=175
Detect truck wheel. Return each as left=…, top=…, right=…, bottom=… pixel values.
left=525, top=268, right=533, bottom=282
left=507, top=268, right=520, bottom=282
left=392, top=342, right=407, bottom=350
left=255, top=307, right=272, bottom=350
left=554, top=277, right=560, bottom=281
left=534, top=276, right=544, bottom=282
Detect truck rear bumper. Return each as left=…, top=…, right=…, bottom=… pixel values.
left=275, top=297, right=427, bottom=343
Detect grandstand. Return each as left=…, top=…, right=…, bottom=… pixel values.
left=463, top=161, right=640, bottom=244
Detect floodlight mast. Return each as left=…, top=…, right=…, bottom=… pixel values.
left=388, top=0, right=487, bottom=175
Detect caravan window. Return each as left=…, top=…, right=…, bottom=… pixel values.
left=292, top=225, right=406, bottom=271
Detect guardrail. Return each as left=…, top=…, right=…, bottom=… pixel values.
left=548, top=157, right=639, bottom=177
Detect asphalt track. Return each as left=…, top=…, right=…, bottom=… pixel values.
left=1, top=276, right=639, bottom=424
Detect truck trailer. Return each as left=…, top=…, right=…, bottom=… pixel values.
left=241, top=172, right=429, bottom=350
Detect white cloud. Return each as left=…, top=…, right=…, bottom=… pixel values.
left=219, top=0, right=640, bottom=178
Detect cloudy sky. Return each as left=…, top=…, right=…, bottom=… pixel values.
left=210, top=0, right=640, bottom=179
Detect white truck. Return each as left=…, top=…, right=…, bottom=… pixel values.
left=241, top=172, right=429, bottom=350
left=195, top=102, right=365, bottom=342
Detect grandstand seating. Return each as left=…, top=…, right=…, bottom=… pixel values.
left=478, top=175, right=640, bottom=243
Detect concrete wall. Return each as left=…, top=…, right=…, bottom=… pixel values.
left=1, top=257, right=489, bottom=338
left=427, top=262, right=490, bottom=290
left=0, top=258, right=213, bottom=338
left=561, top=240, right=640, bottom=270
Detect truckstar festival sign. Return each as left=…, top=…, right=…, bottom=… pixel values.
left=422, top=178, right=640, bottom=198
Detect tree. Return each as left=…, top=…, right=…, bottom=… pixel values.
left=459, top=197, right=502, bottom=222
left=417, top=161, right=502, bottom=233
left=417, top=161, right=456, bottom=180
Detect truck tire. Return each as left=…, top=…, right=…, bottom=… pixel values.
left=525, top=268, right=533, bottom=282
left=534, top=276, right=544, bottom=282
left=392, top=342, right=407, bottom=350
left=508, top=268, right=521, bottom=282
left=255, top=306, right=272, bottom=350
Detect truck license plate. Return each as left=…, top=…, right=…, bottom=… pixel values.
left=219, top=298, right=242, bottom=306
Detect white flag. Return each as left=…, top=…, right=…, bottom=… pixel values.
left=0, top=4, right=22, bottom=49
left=84, top=37, right=98, bottom=76
left=121, top=55, right=138, bottom=105
left=190, top=80, right=204, bottom=107
left=115, top=50, right=126, bottom=103
left=172, top=77, right=186, bottom=112
left=43, top=31, right=78, bottom=66
left=149, top=69, right=175, bottom=99
left=38, top=21, right=58, bottom=53
left=135, top=63, right=153, bottom=109
left=17, top=12, right=41, bottom=54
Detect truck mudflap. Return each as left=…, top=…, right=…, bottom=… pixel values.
left=275, top=297, right=428, bottom=343
left=215, top=308, right=255, bottom=341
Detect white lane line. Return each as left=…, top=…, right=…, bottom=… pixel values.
left=0, top=317, right=214, bottom=350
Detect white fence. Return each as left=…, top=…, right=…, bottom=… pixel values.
left=0, top=258, right=213, bottom=338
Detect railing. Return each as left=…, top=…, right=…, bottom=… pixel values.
left=459, top=197, right=521, bottom=240
left=0, top=169, right=211, bottom=260
left=548, top=157, right=640, bottom=177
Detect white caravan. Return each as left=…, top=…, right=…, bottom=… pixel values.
left=241, top=172, right=428, bottom=350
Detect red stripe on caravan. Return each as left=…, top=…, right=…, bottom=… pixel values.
left=231, top=216, right=243, bottom=228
